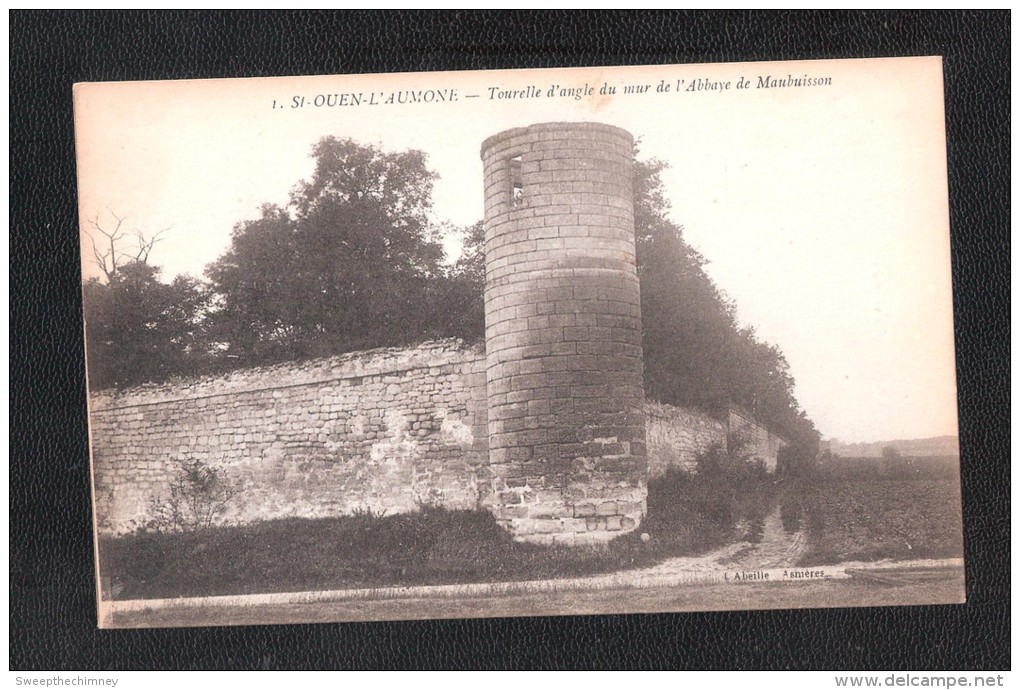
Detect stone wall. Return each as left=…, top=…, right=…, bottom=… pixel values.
left=90, top=340, right=488, bottom=535
left=90, top=338, right=785, bottom=537
left=727, top=407, right=788, bottom=472
left=643, top=403, right=788, bottom=476
left=645, top=401, right=727, bottom=476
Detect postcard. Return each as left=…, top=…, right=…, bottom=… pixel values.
left=74, top=57, right=964, bottom=628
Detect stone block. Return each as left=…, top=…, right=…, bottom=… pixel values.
left=551, top=533, right=576, bottom=547
left=616, top=501, right=645, bottom=516
left=530, top=503, right=573, bottom=519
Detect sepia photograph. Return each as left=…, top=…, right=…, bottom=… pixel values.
left=74, top=56, right=965, bottom=629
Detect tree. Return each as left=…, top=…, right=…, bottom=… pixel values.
left=635, top=156, right=737, bottom=411
left=206, top=138, right=451, bottom=364
left=83, top=211, right=169, bottom=282
left=632, top=153, right=820, bottom=457
left=882, top=446, right=902, bottom=460
left=428, top=220, right=485, bottom=343
left=83, top=261, right=209, bottom=390
left=81, top=214, right=209, bottom=391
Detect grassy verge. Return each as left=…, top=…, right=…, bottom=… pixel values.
left=98, top=470, right=964, bottom=600
left=100, top=466, right=778, bottom=601
left=791, top=477, right=964, bottom=565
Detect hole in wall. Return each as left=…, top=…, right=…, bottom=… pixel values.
left=509, top=155, right=523, bottom=207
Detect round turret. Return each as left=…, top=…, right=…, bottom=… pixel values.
left=479, top=122, right=647, bottom=545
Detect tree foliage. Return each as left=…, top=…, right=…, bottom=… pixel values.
left=434, top=220, right=486, bottom=342
left=83, top=261, right=208, bottom=390
left=633, top=154, right=819, bottom=455
left=205, top=138, right=462, bottom=365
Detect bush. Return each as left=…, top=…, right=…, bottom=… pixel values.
left=639, top=438, right=780, bottom=555
left=695, top=432, right=769, bottom=482
left=776, top=442, right=819, bottom=478
left=144, top=458, right=238, bottom=534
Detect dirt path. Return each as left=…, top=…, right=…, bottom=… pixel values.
left=626, top=504, right=807, bottom=582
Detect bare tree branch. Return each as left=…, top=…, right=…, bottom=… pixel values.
left=82, top=211, right=171, bottom=281
left=83, top=212, right=125, bottom=281
left=132, top=226, right=170, bottom=264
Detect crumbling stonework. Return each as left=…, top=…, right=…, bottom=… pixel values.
left=727, top=406, right=788, bottom=472
left=91, top=340, right=488, bottom=534
left=480, top=123, right=646, bottom=545
left=645, top=402, right=728, bottom=476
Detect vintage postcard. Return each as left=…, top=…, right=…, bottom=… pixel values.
left=74, top=57, right=964, bottom=628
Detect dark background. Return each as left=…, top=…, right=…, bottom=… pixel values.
left=10, top=11, right=1009, bottom=669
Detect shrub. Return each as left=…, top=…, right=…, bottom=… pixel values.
left=145, top=458, right=238, bottom=534
left=695, top=439, right=775, bottom=531
left=695, top=432, right=769, bottom=482
left=776, top=442, right=819, bottom=478
left=635, top=435, right=781, bottom=558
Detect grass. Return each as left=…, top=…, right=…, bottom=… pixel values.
left=100, top=465, right=779, bottom=601
left=791, top=477, right=964, bottom=565
left=98, top=464, right=964, bottom=601
left=101, top=507, right=636, bottom=600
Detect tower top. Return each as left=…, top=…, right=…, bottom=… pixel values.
left=480, top=121, right=634, bottom=160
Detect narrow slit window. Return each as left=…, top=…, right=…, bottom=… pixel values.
left=509, top=155, right=523, bottom=207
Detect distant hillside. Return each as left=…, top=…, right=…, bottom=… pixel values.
left=826, top=435, right=959, bottom=458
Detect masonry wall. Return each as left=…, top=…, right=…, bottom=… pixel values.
left=644, top=401, right=728, bottom=476
left=90, top=339, right=784, bottom=536
left=728, top=407, right=788, bottom=472
left=643, top=403, right=788, bottom=476
left=90, top=340, right=488, bottom=535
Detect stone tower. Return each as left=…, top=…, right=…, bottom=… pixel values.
left=479, top=122, right=647, bottom=545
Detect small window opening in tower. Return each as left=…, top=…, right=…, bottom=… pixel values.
left=509, top=155, right=523, bottom=207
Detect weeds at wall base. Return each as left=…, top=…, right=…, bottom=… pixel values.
left=99, top=458, right=783, bottom=601
left=98, top=441, right=963, bottom=602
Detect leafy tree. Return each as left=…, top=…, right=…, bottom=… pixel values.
left=429, top=220, right=485, bottom=343
left=635, top=159, right=734, bottom=412
left=882, top=445, right=902, bottom=460
left=205, top=138, right=452, bottom=364
left=83, top=261, right=208, bottom=390
left=202, top=205, right=302, bottom=361
left=633, top=154, right=820, bottom=457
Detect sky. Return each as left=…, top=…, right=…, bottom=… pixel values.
left=74, top=57, right=958, bottom=443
